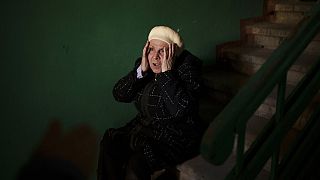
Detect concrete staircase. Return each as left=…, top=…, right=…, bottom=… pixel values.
left=176, top=0, right=320, bottom=179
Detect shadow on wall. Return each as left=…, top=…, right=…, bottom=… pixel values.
left=17, top=120, right=99, bottom=180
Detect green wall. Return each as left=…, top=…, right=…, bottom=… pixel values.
left=1, top=0, right=262, bottom=179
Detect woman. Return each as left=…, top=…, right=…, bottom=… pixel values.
left=98, top=26, right=206, bottom=180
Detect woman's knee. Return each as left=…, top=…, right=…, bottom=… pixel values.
left=100, top=128, right=131, bottom=156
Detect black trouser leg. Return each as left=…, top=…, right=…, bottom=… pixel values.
left=97, top=129, right=131, bottom=180
left=125, top=151, right=152, bottom=180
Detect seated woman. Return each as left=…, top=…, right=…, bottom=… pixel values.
left=98, top=26, right=207, bottom=180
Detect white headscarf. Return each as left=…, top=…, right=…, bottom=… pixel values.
left=148, top=26, right=184, bottom=54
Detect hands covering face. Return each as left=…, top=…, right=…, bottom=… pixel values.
left=161, top=43, right=176, bottom=72
left=141, top=40, right=177, bottom=73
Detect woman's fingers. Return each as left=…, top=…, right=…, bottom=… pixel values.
left=141, top=41, right=149, bottom=72
left=172, top=43, right=176, bottom=57
left=161, top=43, right=176, bottom=72
left=143, top=41, right=149, bottom=56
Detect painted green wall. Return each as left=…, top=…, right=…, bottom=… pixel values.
left=1, top=0, right=262, bottom=179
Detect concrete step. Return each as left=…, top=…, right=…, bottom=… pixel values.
left=255, top=84, right=296, bottom=119
left=221, top=46, right=320, bottom=85
left=245, top=22, right=295, bottom=38
left=202, top=65, right=250, bottom=97
left=202, top=66, right=297, bottom=121
left=202, top=65, right=297, bottom=126
left=245, top=21, right=320, bottom=41
left=275, top=1, right=314, bottom=12
left=273, top=11, right=305, bottom=24
left=272, top=0, right=317, bottom=24
left=247, top=34, right=320, bottom=52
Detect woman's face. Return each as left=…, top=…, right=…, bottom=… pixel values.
left=147, top=39, right=169, bottom=74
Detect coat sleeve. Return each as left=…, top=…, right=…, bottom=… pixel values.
left=155, top=52, right=202, bottom=118
left=112, top=58, right=150, bottom=103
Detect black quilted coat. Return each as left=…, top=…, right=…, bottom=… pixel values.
left=112, top=50, right=206, bottom=170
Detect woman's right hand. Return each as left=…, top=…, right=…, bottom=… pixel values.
left=141, top=41, right=150, bottom=72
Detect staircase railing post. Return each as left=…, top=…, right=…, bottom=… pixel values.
left=236, top=124, right=246, bottom=176
left=270, top=76, right=287, bottom=180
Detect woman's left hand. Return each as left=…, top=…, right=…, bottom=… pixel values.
left=161, top=43, right=176, bottom=72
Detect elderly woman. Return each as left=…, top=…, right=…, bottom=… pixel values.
left=98, top=26, right=206, bottom=180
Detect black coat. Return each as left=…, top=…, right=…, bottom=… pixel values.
left=112, top=50, right=206, bottom=170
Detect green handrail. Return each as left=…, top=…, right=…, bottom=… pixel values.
left=229, top=56, right=320, bottom=179
left=201, top=1, right=320, bottom=179
left=220, top=54, right=320, bottom=179
left=278, top=102, right=320, bottom=179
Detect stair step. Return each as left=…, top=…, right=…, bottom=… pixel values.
left=275, top=1, right=314, bottom=12
left=247, top=34, right=286, bottom=49
left=273, top=1, right=315, bottom=25
left=202, top=65, right=297, bottom=123
left=274, top=11, right=305, bottom=24
left=246, top=21, right=320, bottom=41
left=202, top=66, right=249, bottom=97
left=254, top=84, right=296, bottom=119
left=234, top=81, right=318, bottom=130
left=247, top=34, right=320, bottom=52
left=246, top=22, right=295, bottom=37
left=221, top=46, right=320, bottom=85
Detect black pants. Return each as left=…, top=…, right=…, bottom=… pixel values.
left=97, top=129, right=152, bottom=180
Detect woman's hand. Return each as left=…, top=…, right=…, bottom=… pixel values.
left=141, top=41, right=150, bottom=72
left=161, top=43, right=176, bottom=72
